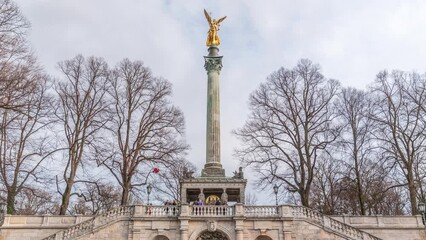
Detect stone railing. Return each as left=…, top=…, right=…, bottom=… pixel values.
left=1, top=215, right=93, bottom=228
left=40, top=204, right=381, bottom=240
left=144, top=205, right=180, bottom=216
left=41, top=205, right=134, bottom=240
left=244, top=205, right=278, bottom=217
left=292, top=205, right=323, bottom=224
left=191, top=205, right=233, bottom=217
left=291, top=206, right=381, bottom=240
left=133, top=204, right=233, bottom=217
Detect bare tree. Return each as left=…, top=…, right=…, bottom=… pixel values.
left=234, top=59, right=341, bottom=207
left=0, top=75, right=54, bottom=214
left=0, top=0, right=29, bottom=59
left=102, top=59, right=188, bottom=205
left=400, top=72, right=426, bottom=204
left=335, top=87, right=380, bottom=215
left=54, top=55, right=110, bottom=215
left=361, top=167, right=405, bottom=215
left=72, top=182, right=121, bottom=215
left=15, top=187, right=60, bottom=215
left=151, top=159, right=196, bottom=203
left=310, top=156, right=344, bottom=215
left=369, top=70, right=426, bottom=215
left=0, top=0, right=37, bottom=112
left=311, top=157, right=405, bottom=215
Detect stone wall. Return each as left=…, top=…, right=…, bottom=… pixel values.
left=0, top=215, right=93, bottom=240
left=331, top=215, right=426, bottom=240
left=79, top=220, right=130, bottom=240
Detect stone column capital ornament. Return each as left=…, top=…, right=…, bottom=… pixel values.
left=204, top=57, right=223, bottom=73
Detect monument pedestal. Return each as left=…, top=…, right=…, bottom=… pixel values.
left=201, top=163, right=225, bottom=177
left=180, top=176, right=247, bottom=204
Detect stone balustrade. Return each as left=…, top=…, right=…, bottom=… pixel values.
left=60, top=218, right=95, bottom=239
left=292, top=205, right=323, bottom=223
left=2, top=215, right=93, bottom=228
left=4, top=205, right=404, bottom=240
left=331, top=215, right=425, bottom=228
left=3, top=205, right=426, bottom=240
left=40, top=205, right=134, bottom=240
left=291, top=206, right=381, bottom=240
left=144, top=205, right=180, bottom=216
left=191, top=205, right=233, bottom=217
left=244, top=205, right=278, bottom=217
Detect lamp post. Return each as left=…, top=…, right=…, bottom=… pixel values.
left=147, top=184, right=152, bottom=205
left=273, top=184, right=279, bottom=206
left=418, top=202, right=426, bottom=226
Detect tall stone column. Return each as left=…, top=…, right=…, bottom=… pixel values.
left=202, top=46, right=225, bottom=177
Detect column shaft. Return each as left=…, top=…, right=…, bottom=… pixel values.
left=206, top=69, right=221, bottom=165
left=202, top=46, right=225, bottom=177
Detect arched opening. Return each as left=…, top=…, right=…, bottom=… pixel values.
left=154, top=235, right=170, bottom=240
left=255, top=236, right=273, bottom=240
left=197, top=231, right=229, bottom=240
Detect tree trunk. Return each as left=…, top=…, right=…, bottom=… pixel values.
left=59, top=179, right=74, bottom=215
left=356, top=177, right=366, bottom=215
left=407, top=169, right=418, bottom=215
left=301, top=190, right=310, bottom=207
left=354, top=153, right=366, bottom=215
left=6, top=189, right=16, bottom=214
left=121, top=182, right=130, bottom=206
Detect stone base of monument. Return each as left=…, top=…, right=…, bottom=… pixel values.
left=180, top=176, right=247, bottom=204
left=201, top=163, right=225, bottom=177
left=201, top=168, right=225, bottom=177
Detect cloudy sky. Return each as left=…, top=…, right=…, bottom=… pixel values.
left=14, top=0, right=426, bottom=203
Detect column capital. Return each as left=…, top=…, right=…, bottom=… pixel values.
left=204, top=56, right=223, bottom=73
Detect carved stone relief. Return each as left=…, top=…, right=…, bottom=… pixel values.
left=197, top=231, right=229, bottom=240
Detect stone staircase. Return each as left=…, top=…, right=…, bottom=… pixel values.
left=291, top=206, right=381, bottom=240
left=41, top=206, right=135, bottom=240
left=39, top=204, right=381, bottom=240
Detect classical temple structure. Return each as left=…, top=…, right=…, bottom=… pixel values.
left=1, top=11, right=426, bottom=240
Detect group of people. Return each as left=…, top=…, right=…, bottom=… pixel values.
left=146, top=197, right=229, bottom=215
left=164, top=199, right=179, bottom=206
left=164, top=199, right=179, bottom=215
left=191, top=198, right=227, bottom=206
left=191, top=198, right=228, bottom=215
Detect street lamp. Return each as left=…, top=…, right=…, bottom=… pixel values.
left=147, top=184, right=153, bottom=205
left=273, top=184, right=279, bottom=206
left=418, top=202, right=426, bottom=226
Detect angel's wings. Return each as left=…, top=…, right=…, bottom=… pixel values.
left=216, top=16, right=227, bottom=24
left=204, top=9, right=211, bottom=23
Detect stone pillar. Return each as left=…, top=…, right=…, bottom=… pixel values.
left=179, top=204, right=190, bottom=240
left=234, top=203, right=245, bottom=240
left=234, top=203, right=244, bottom=217
left=180, top=229, right=189, bottom=240
left=202, top=46, right=225, bottom=177
left=235, top=229, right=244, bottom=240
left=181, top=187, right=187, bottom=204
left=239, top=187, right=245, bottom=204
left=180, top=220, right=189, bottom=240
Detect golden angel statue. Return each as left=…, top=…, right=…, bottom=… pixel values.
left=204, top=9, right=227, bottom=46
